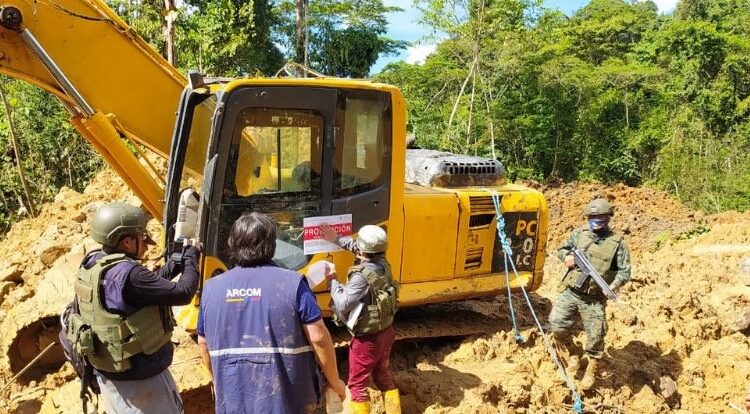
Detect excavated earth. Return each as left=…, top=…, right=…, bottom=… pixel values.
left=0, top=172, right=748, bottom=413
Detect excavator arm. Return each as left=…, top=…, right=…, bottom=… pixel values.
left=0, top=0, right=187, bottom=218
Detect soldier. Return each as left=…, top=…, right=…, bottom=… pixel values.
left=66, top=202, right=201, bottom=413
left=549, top=198, right=631, bottom=391
left=321, top=224, right=401, bottom=414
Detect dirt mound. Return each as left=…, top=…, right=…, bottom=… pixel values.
left=0, top=170, right=142, bottom=413
left=1, top=175, right=749, bottom=413
left=379, top=182, right=750, bottom=413
left=0, top=170, right=134, bottom=309
left=537, top=181, right=704, bottom=256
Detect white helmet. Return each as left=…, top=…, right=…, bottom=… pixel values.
left=357, top=225, right=387, bottom=253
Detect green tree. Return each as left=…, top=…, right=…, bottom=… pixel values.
left=0, top=78, right=103, bottom=233
left=177, top=0, right=284, bottom=76
left=276, top=0, right=407, bottom=77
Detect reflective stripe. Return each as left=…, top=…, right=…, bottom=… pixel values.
left=209, top=346, right=313, bottom=357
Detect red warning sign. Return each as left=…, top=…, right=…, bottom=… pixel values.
left=302, top=214, right=353, bottom=254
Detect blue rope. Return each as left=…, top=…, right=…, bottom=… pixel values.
left=491, top=192, right=584, bottom=414
left=492, top=193, right=524, bottom=344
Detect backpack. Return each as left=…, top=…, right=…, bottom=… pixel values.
left=59, top=298, right=100, bottom=413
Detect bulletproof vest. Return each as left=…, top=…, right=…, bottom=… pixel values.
left=66, top=253, right=174, bottom=373
left=349, top=259, right=399, bottom=337
left=564, top=229, right=623, bottom=295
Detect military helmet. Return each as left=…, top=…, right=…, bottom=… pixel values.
left=357, top=225, right=388, bottom=253
left=90, top=202, right=149, bottom=248
left=584, top=198, right=614, bottom=216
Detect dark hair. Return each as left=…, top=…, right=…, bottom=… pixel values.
left=227, top=212, right=277, bottom=267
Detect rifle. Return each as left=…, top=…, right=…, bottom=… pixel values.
left=570, top=248, right=618, bottom=301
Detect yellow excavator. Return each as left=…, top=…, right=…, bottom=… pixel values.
left=0, top=0, right=548, bottom=395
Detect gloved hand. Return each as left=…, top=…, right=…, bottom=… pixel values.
left=183, top=237, right=203, bottom=253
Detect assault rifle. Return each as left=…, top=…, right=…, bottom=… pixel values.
left=571, top=248, right=619, bottom=301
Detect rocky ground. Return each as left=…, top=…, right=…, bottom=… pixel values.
left=0, top=171, right=748, bottom=413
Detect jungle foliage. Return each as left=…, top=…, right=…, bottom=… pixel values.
left=377, top=0, right=750, bottom=212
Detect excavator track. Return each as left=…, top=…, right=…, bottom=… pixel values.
left=328, top=297, right=540, bottom=347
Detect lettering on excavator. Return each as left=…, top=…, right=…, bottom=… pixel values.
left=515, top=217, right=537, bottom=267
left=493, top=212, right=539, bottom=272
left=515, top=219, right=538, bottom=237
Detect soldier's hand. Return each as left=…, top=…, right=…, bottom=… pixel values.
left=184, top=237, right=203, bottom=253
left=324, top=262, right=338, bottom=281
left=320, top=224, right=338, bottom=243
left=564, top=255, right=575, bottom=269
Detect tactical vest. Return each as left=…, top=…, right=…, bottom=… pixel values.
left=66, top=253, right=175, bottom=373
left=563, top=229, right=623, bottom=296
left=347, top=260, right=399, bottom=337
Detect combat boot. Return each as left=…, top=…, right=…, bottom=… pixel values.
left=349, top=401, right=371, bottom=414
left=550, top=334, right=579, bottom=374
left=580, top=358, right=599, bottom=390
left=383, top=389, right=402, bottom=414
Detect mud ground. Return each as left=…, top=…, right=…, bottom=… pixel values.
left=1, top=171, right=749, bottom=413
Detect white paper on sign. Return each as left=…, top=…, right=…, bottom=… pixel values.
left=302, top=214, right=353, bottom=255
left=305, top=261, right=330, bottom=288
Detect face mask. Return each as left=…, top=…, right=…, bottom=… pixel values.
left=588, top=217, right=610, bottom=231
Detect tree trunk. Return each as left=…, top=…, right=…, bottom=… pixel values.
left=295, top=0, right=306, bottom=66
left=0, top=83, right=36, bottom=217
left=466, top=58, right=477, bottom=150
left=163, top=0, right=177, bottom=66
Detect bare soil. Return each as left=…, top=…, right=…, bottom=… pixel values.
left=1, top=172, right=748, bottom=413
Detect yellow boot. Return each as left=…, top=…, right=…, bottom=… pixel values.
left=349, top=401, right=371, bottom=414
left=383, top=389, right=402, bottom=414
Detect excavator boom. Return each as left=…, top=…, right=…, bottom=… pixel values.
left=0, top=0, right=186, bottom=218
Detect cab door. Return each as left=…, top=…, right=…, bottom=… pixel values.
left=202, top=86, right=338, bottom=270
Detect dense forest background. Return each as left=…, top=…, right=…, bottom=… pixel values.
left=0, top=0, right=748, bottom=234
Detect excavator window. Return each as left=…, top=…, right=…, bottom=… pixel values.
left=177, top=97, right=215, bottom=194
left=335, top=96, right=389, bottom=194
left=216, top=107, right=324, bottom=268
left=227, top=109, right=322, bottom=196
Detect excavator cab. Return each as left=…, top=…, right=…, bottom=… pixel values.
left=164, top=80, right=400, bottom=326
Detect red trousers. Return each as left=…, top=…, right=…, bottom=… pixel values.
left=348, top=326, right=396, bottom=402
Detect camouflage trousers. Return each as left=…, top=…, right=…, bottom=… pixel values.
left=548, top=288, right=607, bottom=359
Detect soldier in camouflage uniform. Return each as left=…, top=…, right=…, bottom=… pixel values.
left=549, top=198, right=631, bottom=391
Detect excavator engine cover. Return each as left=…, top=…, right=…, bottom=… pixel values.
left=405, top=149, right=505, bottom=188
